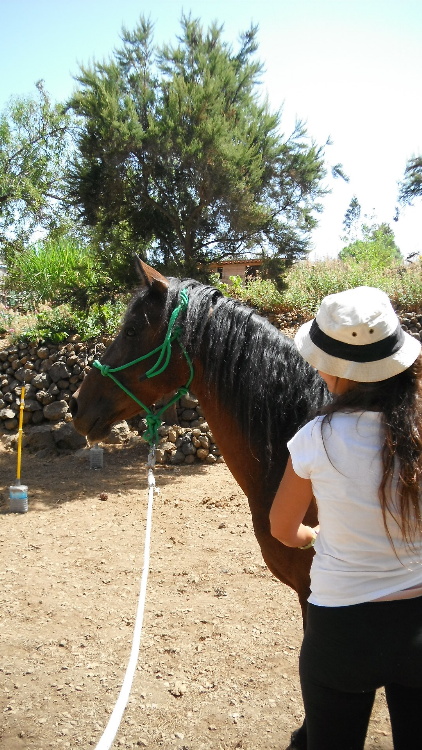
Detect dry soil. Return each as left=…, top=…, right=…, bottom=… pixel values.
left=0, top=443, right=393, bottom=749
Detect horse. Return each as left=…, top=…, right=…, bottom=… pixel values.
left=70, top=258, right=327, bottom=749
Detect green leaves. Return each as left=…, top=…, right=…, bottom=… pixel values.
left=68, top=14, right=328, bottom=279
left=5, top=236, right=112, bottom=311
left=399, top=155, right=422, bottom=206
left=0, top=82, right=74, bottom=253
left=339, top=222, right=402, bottom=269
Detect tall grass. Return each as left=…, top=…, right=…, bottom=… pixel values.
left=222, top=259, right=422, bottom=316
left=5, top=236, right=110, bottom=311
left=282, top=259, right=422, bottom=315
left=212, top=260, right=422, bottom=317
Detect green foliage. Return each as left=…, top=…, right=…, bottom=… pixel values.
left=5, top=236, right=114, bottom=311
left=0, top=303, right=16, bottom=335
left=232, top=276, right=284, bottom=310
left=281, top=258, right=422, bottom=315
left=6, top=257, right=422, bottom=345
left=68, top=14, right=328, bottom=281
left=210, top=273, right=284, bottom=311
left=339, top=223, right=402, bottom=269
left=209, top=256, right=422, bottom=317
left=0, top=81, right=75, bottom=255
left=399, top=155, right=422, bottom=205
left=342, top=195, right=361, bottom=242
left=15, top=300, right=125, bottom=344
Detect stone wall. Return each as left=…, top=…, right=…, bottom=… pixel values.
left=1, top=309, right=421, bottom=462
left=0, top=338, right=107, bottom=432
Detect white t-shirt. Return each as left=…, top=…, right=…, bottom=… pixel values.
left=288, top=411, right=422, bottom=607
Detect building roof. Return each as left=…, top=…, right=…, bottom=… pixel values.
left=208, top=258, right=262, bottom=267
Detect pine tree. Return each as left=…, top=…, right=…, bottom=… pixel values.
left=342, top=195, right=361, bottom=242
left=67, top=15, right=328, bottom=282
left=399, top=156, right=422, bottom=205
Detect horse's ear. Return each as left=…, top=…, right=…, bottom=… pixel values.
left=134, top=256, right=169, bottom=296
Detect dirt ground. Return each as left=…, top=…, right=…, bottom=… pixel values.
left=0, top=442, right=393, bottom=750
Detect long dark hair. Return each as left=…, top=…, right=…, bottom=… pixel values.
left=320, top=354, right=422, bottom=550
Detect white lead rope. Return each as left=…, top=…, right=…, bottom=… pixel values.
left=94, top=448, right=157, bottom=750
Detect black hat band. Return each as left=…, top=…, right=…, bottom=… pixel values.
left=309, top=320, right=405, bottom=363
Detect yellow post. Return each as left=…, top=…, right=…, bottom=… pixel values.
left=16, top=384, right=25, bottom=482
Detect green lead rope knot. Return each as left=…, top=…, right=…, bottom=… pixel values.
left=96, top=364, right=111, bottom=377
left=92, top=289, right=194, bottom=447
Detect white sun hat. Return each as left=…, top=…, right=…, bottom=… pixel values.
left=294, top=286, right=421, bottom=382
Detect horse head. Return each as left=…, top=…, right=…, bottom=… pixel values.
left=70, top=258, right=190, bottom=442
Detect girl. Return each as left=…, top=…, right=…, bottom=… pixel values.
left=270, top=286, right=422, bottom=750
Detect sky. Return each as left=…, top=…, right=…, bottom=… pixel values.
left=1, top=0, right=421, bottom=260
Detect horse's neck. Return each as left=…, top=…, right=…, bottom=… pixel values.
left=191, top=366, right=265, bottom=501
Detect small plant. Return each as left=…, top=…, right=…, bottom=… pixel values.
left=0, top=303, right=15, bottom=335
left=209, top=274, right=284, bottom=312
left=14, top=299, right=126, bottom=344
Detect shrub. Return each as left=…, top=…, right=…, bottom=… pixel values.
left=210, top=259, right=422, bottom=316
left=14, top=300, right=126, bottom=344
left=210, top=274, right=284, bottom=312
left=5, top=236, right=113, bottom=311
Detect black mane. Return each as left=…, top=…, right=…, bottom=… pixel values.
left=160, top=277, right=327, bottom=480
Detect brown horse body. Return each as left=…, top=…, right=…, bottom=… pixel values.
left=71, top=260, right=326, bottom=615
left=71, top=260, right=327, bottom=749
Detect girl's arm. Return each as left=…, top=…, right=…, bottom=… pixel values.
left=269, top=456, right=317, bottom=548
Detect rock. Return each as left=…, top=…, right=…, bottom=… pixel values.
left=181, top=440, right=196, bottom=456
left=23, top=424, right=55, bottom=452
left=196, top=448, right=209, bottom=460
left=36, top=390, right=54, bottom=405
left=23, top=399, right=42, bottom=413
left=4, top=417, right=17, bottom=430
left=49, top=361, right=71, bottom=382
left=0, top=408, right=16, bottom=420
left=160, top=441, right=176, bottom=452
left=167, top=428, right=178, bottom=443
left=179, top=393, right=199, bottom=409
left=103, top=421, right=131, bottom=444
left=31, top=411, right=45, bottom=425
left=43, top=400, right=69, bottom=421
left=169, top=681, right=187, bottom=697
left=181, top=409, right=198, bottom=422
left=155, top=448, right=166, bottom=463
left=15, top=367, right=34, bottom=382
left=2, top=433, right=18, bottom=450
left=170, top=450, right=186, bottom=465
left=51, top=421, right=87, bottom=450
left=138, top=418, right=148, bottom=433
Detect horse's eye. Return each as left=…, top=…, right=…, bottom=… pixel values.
left=125, top=326, right=137, bottom=337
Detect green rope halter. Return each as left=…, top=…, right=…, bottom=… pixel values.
left=92, top=289, right=194, bottom=446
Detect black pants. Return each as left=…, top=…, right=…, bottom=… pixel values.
left=299, top=596, right=422, bottom=750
